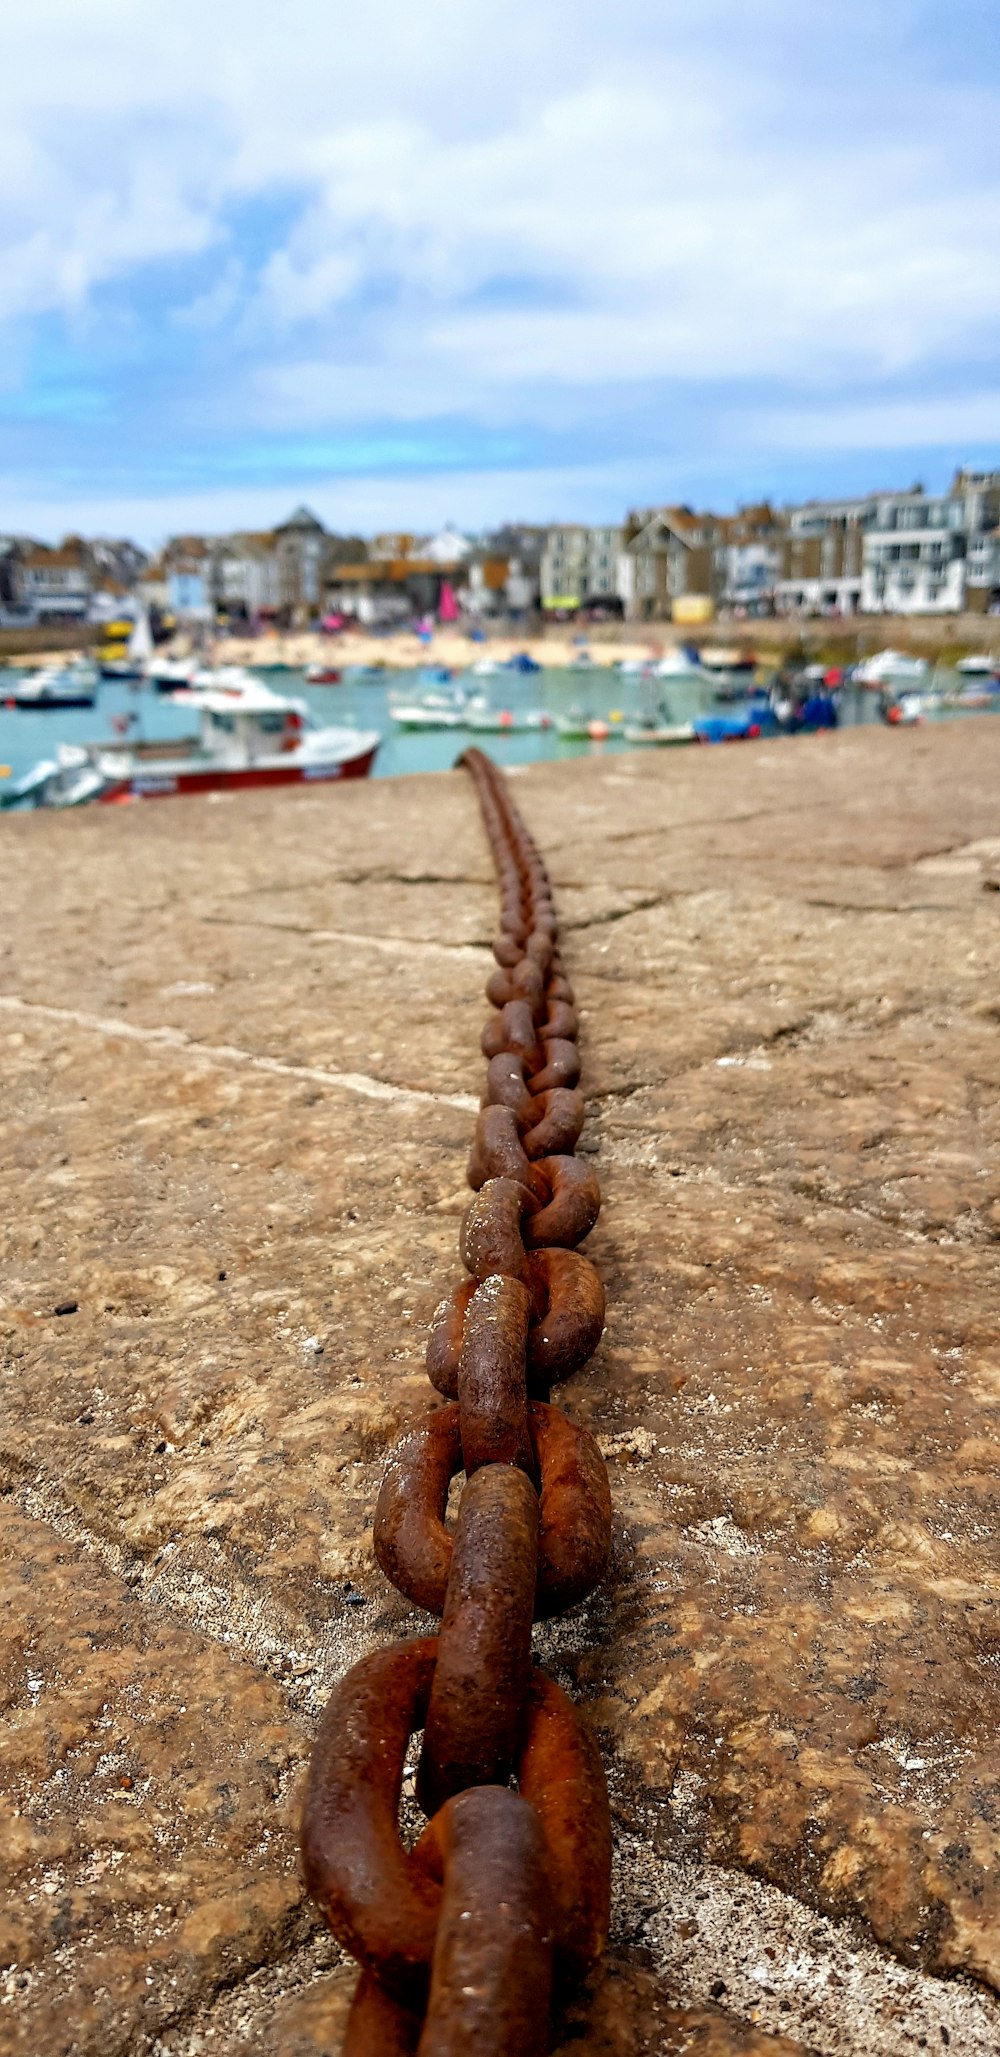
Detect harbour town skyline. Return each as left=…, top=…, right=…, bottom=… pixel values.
left=5, top=463, right=1000, bottom=626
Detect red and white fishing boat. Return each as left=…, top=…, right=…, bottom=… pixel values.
left=2, top=675, right=381, bottom=809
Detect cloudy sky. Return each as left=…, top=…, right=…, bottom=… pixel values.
left=3, top=0, right=1000, bottom=541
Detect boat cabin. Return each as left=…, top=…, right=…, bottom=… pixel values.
left=188, top=684, right=312, bottom=760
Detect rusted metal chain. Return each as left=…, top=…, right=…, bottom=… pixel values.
left=302, top=748, right=613, bottom=2051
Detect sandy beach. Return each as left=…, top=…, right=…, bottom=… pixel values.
left=6, top=610, right=999, bottom=674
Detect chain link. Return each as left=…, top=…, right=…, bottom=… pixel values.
left=302, top=749, right=613, bottom=2052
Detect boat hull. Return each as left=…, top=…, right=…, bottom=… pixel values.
left=622, top=724, right=698, bottom=746
left=96, top=747, right=379, bottom=802
left=8, top=692, right=96, bottom=710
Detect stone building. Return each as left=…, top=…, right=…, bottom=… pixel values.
left=14, top=538, right=93, bottom=622
left=619, top=508, right=717, bottom=620
left=540, top=525, right=623, bottom=610
left=274, top=506, right=328, bottom=620
left=712, top=503, right=783, bottom=614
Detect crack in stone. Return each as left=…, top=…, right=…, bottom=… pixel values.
left=195, top=912, right=491, bottom=959
left=564, top=892, right=675, bottom=932
left=594, top=1132, right=994, bottom=1256
left=544, top=797, right=838, bottom=855
left=213, top=866, right=495, bottom=897
left=801, top=898, right=968, bottom=916
left=0, top=995, right=479, bottom=1113
left=0, top=1466, right=387, bottom=1715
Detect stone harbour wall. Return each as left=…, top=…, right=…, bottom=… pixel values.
left=2, top=719, right=1000, bottom=2054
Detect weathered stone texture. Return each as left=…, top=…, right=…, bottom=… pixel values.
left=3, top=720, right=1000, bottom=2052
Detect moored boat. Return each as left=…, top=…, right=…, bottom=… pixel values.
left=940, top=680, right=1000, bottom=709
left=693, top=702, right=778, bottom=744
left=305, top=661, right=343, bottom=684
left=465, top=706, right=553, bottom=733
left=622, top=719, right=698, bottom=746
left=697, top=646, right=757, bottom=674
left=955, top=653, right=999, bottom=677
left=1, top=678, right=380, bottom=808
left=148, top=655, right=200, bottom=693
left=652, top=646, right=705, bottom=680
left=555, top=708, right=614, bottom=740
left=5, top=659, right=99, bottom=709
left=880, top=691, right=925, bottom=727
left=389, top=681, right=489, bottom=729
left=852, top=649, right=929, bottom=687
left=623, top=686, right=698, bottom=746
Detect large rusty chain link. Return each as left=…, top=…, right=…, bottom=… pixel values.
left=302, top=749, right=613, bottom=2054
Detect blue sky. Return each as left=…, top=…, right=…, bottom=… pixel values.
left=2, top=0, right=1000, bottom=543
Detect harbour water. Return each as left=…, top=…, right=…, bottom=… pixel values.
left=0, top=661, right=992, bottom=796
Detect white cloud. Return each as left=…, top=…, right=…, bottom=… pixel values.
left=1, top=0, right=999, bottom=513
left=749, top=390, right=1000, bottom=453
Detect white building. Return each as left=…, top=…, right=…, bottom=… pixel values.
left=214, top=535, right=283, bottom=617
left=861, top=492, right=968, bottom=614
left=418, top=525, right=475, bottom=565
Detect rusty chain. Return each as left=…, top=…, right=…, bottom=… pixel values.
left=302, top=748, right=613, bottom=2054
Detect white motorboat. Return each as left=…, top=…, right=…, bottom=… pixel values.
left=956, top=653, right=999, bottom=677
left=697, top=646, right=756, bottom=674
left=853, top=649, right=930, bottom=687
left=652, top=648, right=705, bottom=680
left=189, top=664, right=265, bottom=693
left=2, top=678, right=381, bottom=808
left=148, top=655, right=200, bottom=693
left=6, top=659, right=99, bottom=709
left=389, top=683, right=488, bottom=729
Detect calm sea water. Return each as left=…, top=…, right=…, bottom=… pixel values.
left=0, top=661, right=989, bottom=796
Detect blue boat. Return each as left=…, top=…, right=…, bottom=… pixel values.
left=693, top=700, right=779, bottom=744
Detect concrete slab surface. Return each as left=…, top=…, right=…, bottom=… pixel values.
left=3, top=719, right=1000, bottom=2054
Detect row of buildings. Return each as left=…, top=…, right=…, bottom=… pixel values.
left=4, top=467, right=1000, bottom=631
left=146, top=514, right=545, bottom=628
left=0, top=534, right=146, bottom=628
left=545, top=468, right=1000, bottom=620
